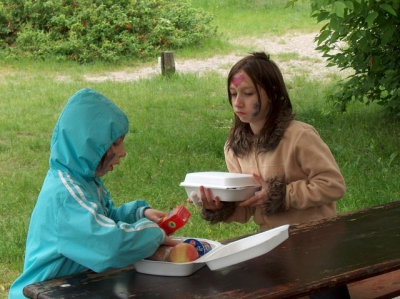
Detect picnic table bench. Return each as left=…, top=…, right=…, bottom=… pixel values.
left=23, top=200, right=400, bottom=299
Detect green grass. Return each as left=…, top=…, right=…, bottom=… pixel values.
left=1, top=71, right=400, bottom=297
left=1, top=1, right=399, bottom=298
left=176, top=0, right=321, bottom=59
left=191, top=0, right=320, bottom=35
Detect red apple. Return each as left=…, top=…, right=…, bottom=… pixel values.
left=169, top=243, right=199, bottom=263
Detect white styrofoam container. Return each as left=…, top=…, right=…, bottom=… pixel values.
left=134, top=237, right=222, bottom=276
left=134, top=225, right=289, bottom=276
left=180, top=172, right=261, bottom=202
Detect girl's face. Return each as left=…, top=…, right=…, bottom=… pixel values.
left=229, top=70, right=270, bottom=134
left=95, top=136, right=127, bottom=177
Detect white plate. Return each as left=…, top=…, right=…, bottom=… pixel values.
left=134, top=225, right=289, bottom=276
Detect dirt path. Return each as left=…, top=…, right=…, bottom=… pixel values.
left=83, top=32, right=348, bottom=83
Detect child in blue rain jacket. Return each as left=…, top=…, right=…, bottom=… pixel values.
left=9, top=88, right=176, bottom=299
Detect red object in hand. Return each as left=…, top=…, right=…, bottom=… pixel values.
left=158, top=205, right=191, bottom=235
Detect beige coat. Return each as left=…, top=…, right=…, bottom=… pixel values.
left=224, top=120, right=346, bottom=231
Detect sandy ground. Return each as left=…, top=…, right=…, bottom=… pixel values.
left=82, top=32, right=350, bottom=83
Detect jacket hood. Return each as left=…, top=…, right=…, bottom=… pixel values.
left=49, top=88, right=129, bottom=178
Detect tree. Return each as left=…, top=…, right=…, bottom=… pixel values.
left=287, top=0, right=400, bottom=115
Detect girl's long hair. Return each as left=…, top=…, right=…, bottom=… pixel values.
left=226, top=52, right=294, bottom=156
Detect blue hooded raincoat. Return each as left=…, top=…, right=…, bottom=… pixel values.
left=9, top=88, right=166, bottom=299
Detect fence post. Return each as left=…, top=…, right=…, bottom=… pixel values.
left=161, top=51, right=175, bottom=76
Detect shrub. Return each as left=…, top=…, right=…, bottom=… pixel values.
left=287, top=0, right=400, bottom=116
left=0, top=0, right=216, bottom=62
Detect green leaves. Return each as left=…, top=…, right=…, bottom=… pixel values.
left=365, top=11, right=378, bottom=28
left=332, top=1, right=346, bottom=17
left=307, top=0, right=400, bottom=115
left=381, top=3, right=397, bottom=16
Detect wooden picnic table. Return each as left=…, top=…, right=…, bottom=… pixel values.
left=23, top=200, right=400, bottom=299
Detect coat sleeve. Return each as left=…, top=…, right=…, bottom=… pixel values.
left=56, top=184, right=166, bottom=273
left=286, top=128, right=346, bottom=209
left=107, top=198, right=151, bottom=224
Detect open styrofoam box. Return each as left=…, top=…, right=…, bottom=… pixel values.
left=134, top=224, right=289, bottom=276
left=180, top=172, right=261, bottom=202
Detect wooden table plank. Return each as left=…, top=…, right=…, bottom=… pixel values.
left=24, top=200, right=400, bottom=299
left=348, top=269, right=400, bottom=299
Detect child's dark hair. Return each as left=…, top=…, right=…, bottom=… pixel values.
left=226, top=52, right=294, bottom=156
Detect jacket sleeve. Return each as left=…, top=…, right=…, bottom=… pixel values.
left=286, top=128, right=346, bottom=209
left=107, top=198, right=151, bottom=224
left=56, top=185, right=166, bottom=273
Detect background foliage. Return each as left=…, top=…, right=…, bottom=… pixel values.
left=288, top=0, right=400, bottom=115
left=0, top=0, right=215, bottom=62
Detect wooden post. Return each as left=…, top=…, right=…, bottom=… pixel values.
left=161, top=51, right=175, bottom=76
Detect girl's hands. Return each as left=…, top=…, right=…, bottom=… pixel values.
left=186, top=173, right=268, bottom=209
left=144, top=209, right=180, bottom=246
left=144, top=208, right=168, bottom=223
left=199, top=185, right=224, bottom=211
left=239, top=173, right=268, bottom=207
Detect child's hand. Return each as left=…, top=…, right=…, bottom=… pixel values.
left=187, top=191, right=202, bottom=206
left=144, top=208, right=168, bottom=223
left=239, top=173, right=268, bottom=207
left=200, top=186, right=224, bottom=211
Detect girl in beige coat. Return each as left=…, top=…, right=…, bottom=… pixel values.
left=197, top=52, right=349, bottom=299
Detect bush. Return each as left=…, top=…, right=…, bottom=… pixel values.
left=0, top=0, right=216, bottom=62
left=287, top=0, right=400, bottom=116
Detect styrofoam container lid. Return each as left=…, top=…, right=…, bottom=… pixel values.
left=203, top=224, right=289, bottom=270
left=134, top=225, right=289, bottom=276
left=180, top=172, right=260, bottom=190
